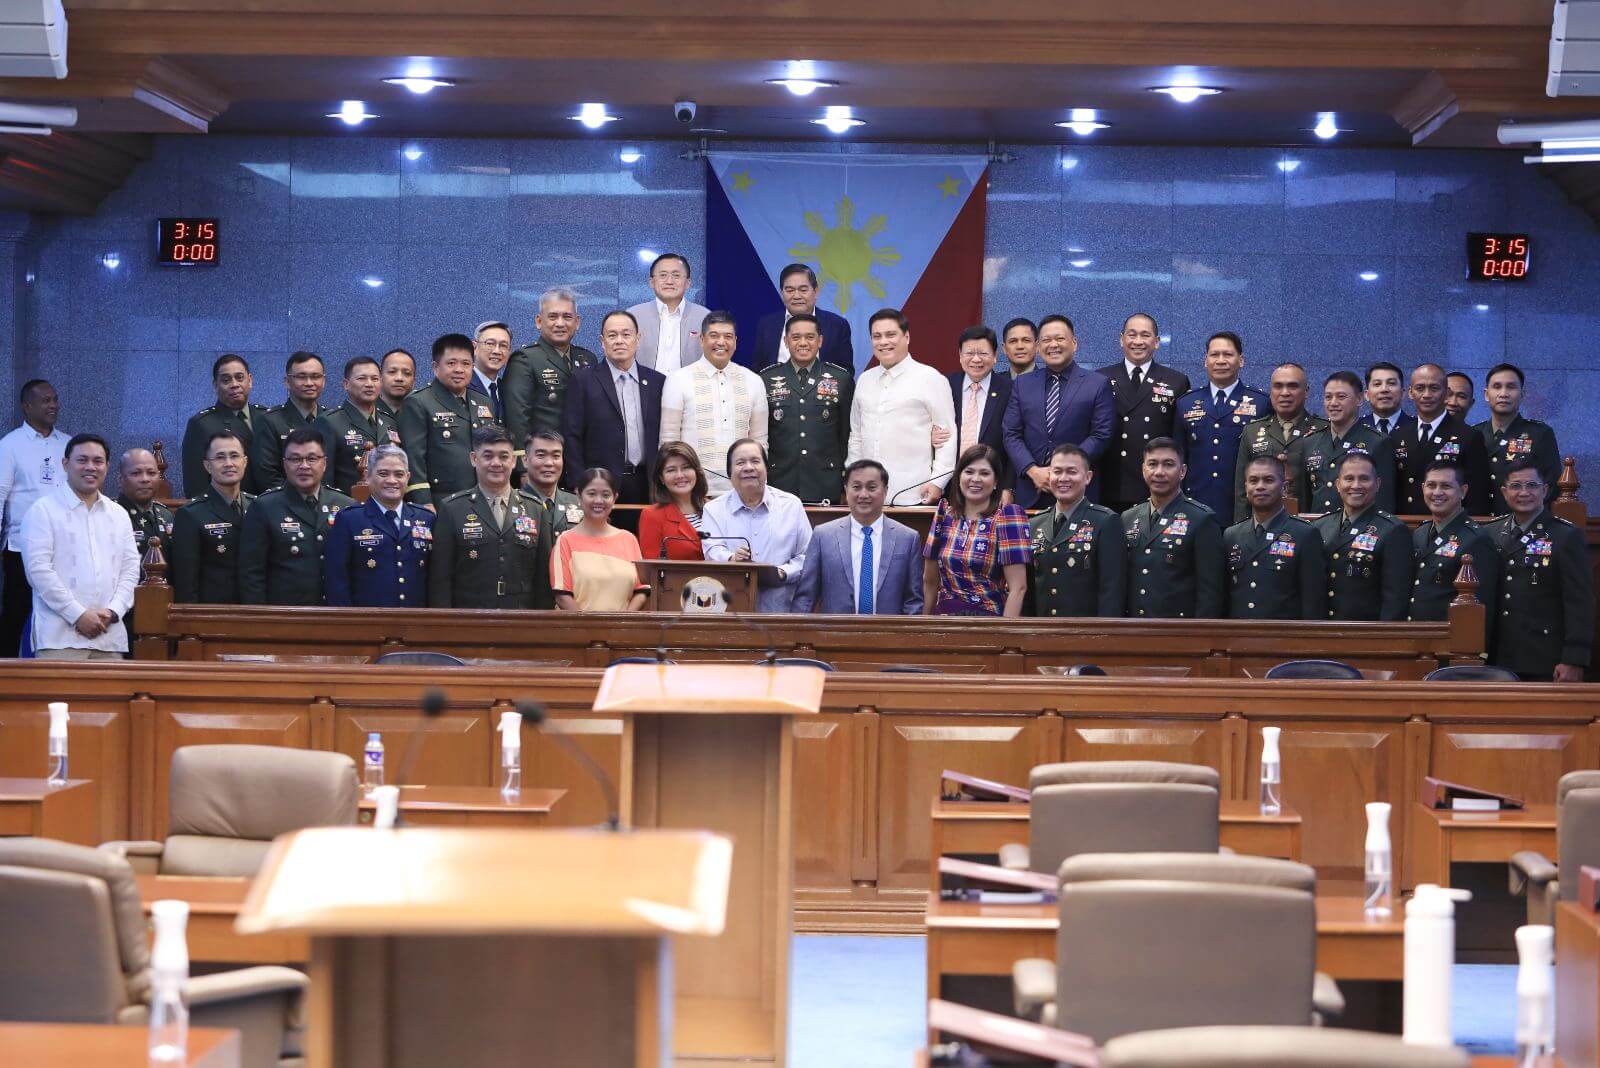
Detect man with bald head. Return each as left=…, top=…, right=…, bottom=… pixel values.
left=115, top=448, right=176, bottom=637
left=1396, top=363, right=1490, bottom=515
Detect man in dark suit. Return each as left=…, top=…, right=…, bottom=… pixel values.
left=1359, top=361, right=1416, bottom=439
left=1394, top=363, right=1491, bottom=515
left=1097, top=312, right=1190, bottom=514
left=1001, top=314, right=1115, bottom=509
left=561, top=309, right=664, bottom=504
left=947, top=325, right=1012, bottom=474
left=749, top=263, right=853, bottom=372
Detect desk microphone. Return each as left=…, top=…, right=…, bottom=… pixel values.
left=386, top=688, right=447, bottom=828
left=517, top=699, right=622, bottom=831
left=889, top=471, right=954, bottom=507
left=660, top=533, right=705, bottom=558
left=699, top=534, right=752, bottom=557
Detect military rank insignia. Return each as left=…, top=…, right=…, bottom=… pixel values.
left=1269, top=538, right=1296, bottom=558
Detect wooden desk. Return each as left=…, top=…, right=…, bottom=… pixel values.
left=929, top=799, right=1302, bottom=887
left=0, top=1023, right=239, bottom=1066
left=355, top=785, right=565, bottom=827
left=0, top=777, right=98, bottom=845
left=1407, top=803, right=1556, bottom=891
left=136, top=874, right=308, bottom=964
left=1560, top=900, right=1600, bottom=1068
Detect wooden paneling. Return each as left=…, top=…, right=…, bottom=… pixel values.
left=523, top=713, right=624, bottom=828
left=1062, top=719, right=1226, bottom=776
left=153, top=701, right=312, bottom=837
left=793, top=713, right=858, bottom=892
left=335, top=702, right=492, bottom=787
left=1428, top=726, right=1590, bottom=806
left=0, top=698, right=131, bottom=841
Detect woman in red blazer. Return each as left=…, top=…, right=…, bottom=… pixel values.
left=638, top=441, right=709, bottom=560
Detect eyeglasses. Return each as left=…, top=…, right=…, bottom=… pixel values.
left=288, top=373, right=325, bottom=383
left=478, top=340, right=511, bottom=351
left=1504, top=481, right=1544, bottom=492
left=652, top=271, right=687, bottom=281
left=284, top=456, right=325, bottom=466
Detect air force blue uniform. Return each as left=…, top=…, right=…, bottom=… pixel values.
left=324, top=498, right=434, bottom=607
left=1176, top=383, right=1270, bottom=519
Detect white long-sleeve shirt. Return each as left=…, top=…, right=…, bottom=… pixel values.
left=20, top=485, right=140, bottom=654
left=702, top=484, right=812, bottom=613
left=847, top=355, right=957, bottom=503
left=0, top=422, right=71, bottom=551
left=659, top=358, right=770, bottom=493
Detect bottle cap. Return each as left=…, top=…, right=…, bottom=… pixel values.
left=367, top=732, right=380, bottom=744
left=1261, top=725, right=1281, bottom=763
left=1365, top=801, right=1392, bottom=849
left=1515, top=924, right=1554, bottom=966
left=47, top=702, right=69, bottom=740
left=1407, top=882, right=1472, bottom=918
left=499, top=710, right=522, bottom=750
left=149, top=898, right=190, bottom=972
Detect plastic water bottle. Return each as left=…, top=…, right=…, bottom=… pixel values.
left=46, top=702, right=69, bottom=786
left=499, top=710, right=522, bottom=801
left=1404, top=883, right=1472, bottom=1047
left=147, top=899, right=190, bottom=1065
left=1259, top=726, right=1282, bottom=815
left=1515, top=924, right=1555, bottom=1066
left=362, top=732, right=384, bottom=795
left=1364, top=801, right=1393, bottom=918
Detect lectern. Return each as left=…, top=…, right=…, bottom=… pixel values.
left=595, top=663, right=823, bottom=1067
left=634, top=559, right=782, bottom=613
left=236, top=826, right=731, bottom=1068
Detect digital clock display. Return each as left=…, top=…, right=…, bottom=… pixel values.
left=156, top=218, right=219, bottom=266
left=1466, top=232, right=1530, bottom=281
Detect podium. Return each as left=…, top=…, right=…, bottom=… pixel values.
left=595, top=663, right=823, bottom=1066
left=635, top=559, right=782, bottom=613
left=236, top=826, right=731, bottom=1068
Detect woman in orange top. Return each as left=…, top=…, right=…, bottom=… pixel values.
left=551, top=468, right=650, bottom=611
left=637, top=440, right=708, bottom=561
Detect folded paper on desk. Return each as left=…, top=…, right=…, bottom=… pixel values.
left=928, top=999, right=1098, bottom=1066
left=941, top=770, right=1030, bottom=803
left=1421, top=775, right=1524, bottom=811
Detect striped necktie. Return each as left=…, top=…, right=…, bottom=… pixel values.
left=1045, top=373, right=1063, bottom=436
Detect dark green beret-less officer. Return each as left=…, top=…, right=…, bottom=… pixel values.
left=428, top=487, right=553, bottom=610
left=763, top=358, right=854, bottom=504
left=1311, top=505, right=1412, bottom=621
left=1121, top=495, right=1225, bottom=619
left=1484, top=507, right=1593, bottom=681
left=1223, top=509, right=1329, bottom=620
left=171, top=489, right=254, bottom=605
left=238, top=483, right=357, bottom=605
left=397, top=379, right=500, bottom=507
left=1027, top=497, right=1126, bottom=618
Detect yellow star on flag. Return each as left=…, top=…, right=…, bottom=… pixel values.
left=731, top=170, right=755, bottom=192
left=937, top=175, right=961, bottom=198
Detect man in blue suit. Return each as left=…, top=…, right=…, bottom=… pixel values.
left=792, top=459, right=923, bottom=614
left=947, top=325, right=1012, bottom=476
left=324, top=444, right=434, bottom=607
left=561, top=309, right=664, bottom=504
left=750, top=263, right=854, bottom=372
left=1175, top=331, right=1270, bottom=518
left=1001, top=314, right=1115, bottom=509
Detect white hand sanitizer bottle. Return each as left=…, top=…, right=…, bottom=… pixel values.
left=499, top=710, right=522, bottom=801
left=147, top=899, right=190, bottom=1065
left=1515, top=924, right=1555, bottom=1065
left=1364, top=801, right=1393, bottom=918
left=1259, top=726, right=1282, bottom=815
left=46, top=702, right=69, bottom=786
left=1404, top=883, right=1472, bottom=1047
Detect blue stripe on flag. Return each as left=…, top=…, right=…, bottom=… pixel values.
left=704, top=160, right=782, bottom=368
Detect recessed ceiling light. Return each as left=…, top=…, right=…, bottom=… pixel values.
left=1056, top=108, right=1109, bottom=135
left=618, top=146, right=643, bottom=164
left=383, top=77, right=455, bottom=95
left=570, top=103, right=619, bottom=129
left=327, top=100, right=376, bottom=126
left=812, top=106, right=863, bottom=133
left=689, top=126, right=730, bottom=135
left=1150, top=85, right=1224, bottom=103
left=1312, top=112, right=1340, bottom=140
left=1358, top=271, right=1380, bottom=282
left=767, top=78, right=839, bottom=96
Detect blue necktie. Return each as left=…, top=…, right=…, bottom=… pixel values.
left=858, top=525, right=874, bottom=615
left=1045, top=373, right=1063, bottom=437
left=489, top=380, right=503, bottom=423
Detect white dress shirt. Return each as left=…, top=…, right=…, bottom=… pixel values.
left=20, top=485, right=140, bottom=654
left=847, top=355, right=958, bottom=504
left=1212, top=381, right=1238, bottom=406
left=659, top=358, right=770, bottom=493
left=850, top=515, right=885, bottom=605
left=958, top=371, right=993, bottom=453
left=1418, top=412, right=1446, bottom=441
left=1125, top=358, right=1151, bottom=381
left=702, top=484, right=812, bottom=613
left=655, top=299, right=686, bottom=375
left=0, top=422, right=71, bottom=551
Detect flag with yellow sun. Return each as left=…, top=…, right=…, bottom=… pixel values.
left=705, top=152, right=989, bottom=375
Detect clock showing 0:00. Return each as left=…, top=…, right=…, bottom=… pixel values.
left=1466, top=232, right=1530, bottom=282
left=155, top=218, right=220, bottom=266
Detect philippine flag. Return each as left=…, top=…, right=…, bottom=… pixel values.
left=704, top=152, right=989, bottom=375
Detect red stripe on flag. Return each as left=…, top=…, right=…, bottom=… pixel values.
left=900, top=169, right=988, bottom=376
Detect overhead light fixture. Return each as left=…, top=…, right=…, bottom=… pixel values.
left=1056, top=108, right=1109, bottom=135
left=1277, top=159, right=1301, bottom=173
left=402, top=144, right=424, bottom=161
left=1312, top=112, right=1340, bottom=140
left=812, top=106, right=863, bottom=133
left=383, top=76, right=455, bottom=95
left=0, top=124, right=51, bottom=136
left=327, top=100, right=377, bottom=126
left=1524, top=151, right=1600, bottom=163
left=1540, top=138, right=1600, bottom=150
left=1150, top=85, right=1223, bottom=103
left=767, top=78, right=839, bottom=96
left=1358, top=271, right=1380, bottom=282
left=571, top=103, right=619, bottom=129
left=1497, top=118, right=1600, bottom=145
left=618, top=146, right=643, bottom=164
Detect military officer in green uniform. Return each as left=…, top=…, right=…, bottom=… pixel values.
left=1232, top=362, right=1327, bottom=522
left=1121, top=437, right=1224, bottom=619
left=1028, top=444, right=1125, bottom=617
left=1289, top=370, right=1396, bottom=514
left=1476, top=362, right=1561, bottom=516
left=1225, top=455, right=1328, bottom=619
left=1311, top=451, right=1412, bottom=621
left=501, top=287, right=597, bottom=463
left=252, top=351, right=334, bottom=490
left=1409, top=459, right=1499, bottom=643
left=114, top=447, right=176, bottom=636
left=378, top=348, right=415, bottom=421
left=429, top=426, right=553, bottom=610
left=171, top=430, right=255, bottom=604
left=180, top=354, right=270, bottom=497
left=239, top=428, right=356, bottom=605
left=398, top=333, right=499, bottom=508
left=519, top=429, right=583, bottom=538
left=315, top=355, right=400, bottom=494
left=1484, top=459, right=1592, bottom=681
left=763, top=313, right=854, bottom=503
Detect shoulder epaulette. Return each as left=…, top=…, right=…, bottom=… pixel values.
left=441, top=488, right=476, bottom=504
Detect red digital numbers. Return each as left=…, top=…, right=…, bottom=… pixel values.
left=1467, top=233, right=1530, bottom=283
left=157, top=218, right=220, bottom=266
left=1479, top=257, right=1528, bottom=279
left=170, top=243, right=217, bottom=262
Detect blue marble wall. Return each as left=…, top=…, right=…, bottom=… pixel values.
left=14, top=136, right=1600, bottom=501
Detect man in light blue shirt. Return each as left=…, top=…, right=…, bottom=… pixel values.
left=703, top=438, right=811, bottom=612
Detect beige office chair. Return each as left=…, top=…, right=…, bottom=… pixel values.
left=1509, top=769, right=1600, bottom=926
left=0, top=838, right=307, bottom=1068
left=1012, top=853, right=1341, bottom=1043
left=998, top=761, right=1220, bottom=874
left=101, top=745, right=359, bottom=877
left=1100, top=1026, right=1470, bottom=1068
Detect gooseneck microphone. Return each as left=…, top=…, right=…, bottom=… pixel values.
left=889, top=471, right=955, bottom=507
left=517, top=699, right=622, bottom=831
left=386, top=688, right=447, bottom=828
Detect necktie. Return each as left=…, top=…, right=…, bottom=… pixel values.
left=1045, top=373, right=1063, bottom=437
left=1379, top=417, right=1391, bottom=436
left=1419, top=423, right=1431, bottom=446
left=1131, top=365, right=1144, bottom=390
left=960, top=383, right=980, bottom=454
left=858, top=525, right=874, bottom=614
left=492, top=497, right=507, bottom=528
left=1254, top=523, right=1267, bottom=549
left=387, top=509, right=399, bottom=528
left=619, top=371, right=643, bottom=466
left=489, top=380, right=503, bottom=423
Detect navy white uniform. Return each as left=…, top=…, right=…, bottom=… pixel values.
left=324, top=497, right=434, bottom=608
left=1176, top=383, right=1270, bottom=519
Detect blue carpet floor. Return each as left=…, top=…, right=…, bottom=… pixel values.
left=788, top=935, right=1518, bottom=1068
